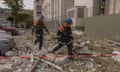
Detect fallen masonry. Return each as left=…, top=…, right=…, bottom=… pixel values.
left=0, top=30, right=120, bottom=72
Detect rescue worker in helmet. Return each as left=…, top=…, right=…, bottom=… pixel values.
left=32, top=15, right=49, bottom=50
left=51, top=18, right=74, bottom=56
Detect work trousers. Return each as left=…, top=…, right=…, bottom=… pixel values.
left=35, top=35, right=43, bottom=50
left=52, top=42, right=73, bottom=55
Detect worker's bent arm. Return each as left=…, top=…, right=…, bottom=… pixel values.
left=43, top=21, right=49, bottom=33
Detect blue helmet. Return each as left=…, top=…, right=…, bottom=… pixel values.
left=65, top=18, right=73, bottom=25
left=39, top=14, right=44, bottom=20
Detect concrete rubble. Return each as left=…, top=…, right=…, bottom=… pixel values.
left=112, top=51, right=120, bottom=62
left=0, top=30, right=120, bottom=72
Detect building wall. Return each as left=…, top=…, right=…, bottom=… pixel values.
left=115, top=0, right=120, bottom=14
left=67, top=0, right=93, bottom=28
left=93, top=0, right=108, bottom=16
left=93, top=0, right=100, bottom=16
left=84, top=14, right=120, bottom=42
left=74, top=0, right=93, bottom=17
left=93, top=0, right=120, bottom=16
left=108, top=0, right=120, bottom=15
left=42, top=0, right=93, bottom=29
left=0, top=8, right=11, bottom=22
left=33, top=0, right=42, bottom=22
left=74, top=0, right=120, bottom=16
left=42, top=0, right=74, bottom=21
left=40, top=0, right=120, bottom=32
left=42, top=0, right=59, bottom=31
left=75, top=6, right=88, bottom=28
left=67, top=6, right=87, bottom=28
left=41, top=0, right=74, bottom=31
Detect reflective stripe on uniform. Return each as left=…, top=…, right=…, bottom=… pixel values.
left=58, top=23, right=67, bottom=32
left=34, top=19, right=46, bottom=27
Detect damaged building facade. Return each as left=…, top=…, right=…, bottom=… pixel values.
left=33, top=0, right=120, bottom=41
left=41, top=0, right=74, bottom=31
left=33, top=0, right=43, bottom=22
left=40, top=0, right=94, bottom=30
left=33, top=0, right=120, bottom=31
left=93, top=0, right=120, bottom=16
left=84, top=0, right=120, bottom=42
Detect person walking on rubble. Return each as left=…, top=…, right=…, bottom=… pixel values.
left=32, top=15, right=49, bottom=50
left=51, top=18, right=74, bottom=57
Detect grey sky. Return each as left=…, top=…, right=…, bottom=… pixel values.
left=0, top=0, right=34, bottom=10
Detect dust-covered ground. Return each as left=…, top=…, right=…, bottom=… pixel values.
left=0, top=29, right=120, bottom=72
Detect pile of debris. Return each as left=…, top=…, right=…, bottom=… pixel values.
left=0, top=30, right=120, bottom=72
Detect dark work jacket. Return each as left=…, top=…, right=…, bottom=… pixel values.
left=57, top=23, right=73, bottom=43
left=33, top=19, right=48, bottom=36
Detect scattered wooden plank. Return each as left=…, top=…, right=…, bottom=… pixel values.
left=40, top=59, right=64, bottom=72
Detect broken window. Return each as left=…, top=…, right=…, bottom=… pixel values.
left=68, top=10, right=75, bottom=18
left=99, top=0, right=106, bottom=15
left=36, top=5, right=42, bottom=11
left=37, top=12, right=41, bottom=17
left=78, top=8, right=84, bottom=18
